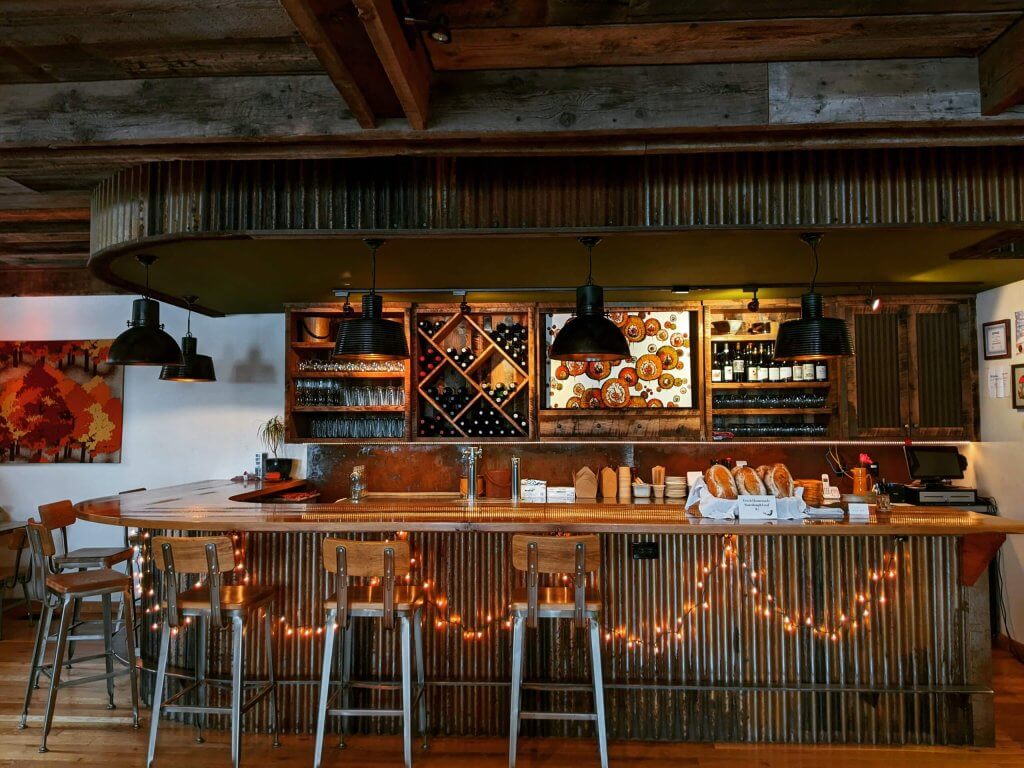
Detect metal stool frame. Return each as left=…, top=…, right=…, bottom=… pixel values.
left=314, top=538, right=428, bottom=768
left=18, top=520, right=140, bottom=753
left=147, top=536, right=280, bottom=768
left=508, top=535, right=608, bottom=768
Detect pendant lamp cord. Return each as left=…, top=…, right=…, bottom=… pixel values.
left=810, top=239, right=819, bottom=292
left=370, top=245, right=377, bottom=295
left=586, top=242, right=594, bottom=286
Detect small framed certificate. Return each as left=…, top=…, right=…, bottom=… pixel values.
left=983, top=319, right=1011, bottom=360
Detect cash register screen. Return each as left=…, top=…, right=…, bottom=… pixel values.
left=905, top=446, right=965, bottom=481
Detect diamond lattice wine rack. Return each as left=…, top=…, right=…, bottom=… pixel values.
left=413, top=304, right=536, bottom=440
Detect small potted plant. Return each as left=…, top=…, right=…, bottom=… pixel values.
left=258, top=415, right=292, bottom=480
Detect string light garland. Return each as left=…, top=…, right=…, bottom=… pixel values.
left=137, top=531, right=902, bottom=654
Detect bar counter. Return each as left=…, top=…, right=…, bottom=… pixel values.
left=77, top=481, right=1024, bottom=747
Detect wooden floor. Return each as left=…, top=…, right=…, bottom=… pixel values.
left=1, top=606, right=1023, bottom=767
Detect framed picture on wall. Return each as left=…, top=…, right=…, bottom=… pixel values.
left=1012, top=364, right=1024, bottom=409
left=983, top=319, right=1012, bottom=360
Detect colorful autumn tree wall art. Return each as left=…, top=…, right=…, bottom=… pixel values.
left=0, top=340, right=124, bottom=464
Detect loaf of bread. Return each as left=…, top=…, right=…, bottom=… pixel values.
left=762, top=463, right=795, bottom=498
left=755, top=465, right=772, bottom=483
left=704, top=465, right=738, bottom=499
left=732, top=465, right=767, bottom=495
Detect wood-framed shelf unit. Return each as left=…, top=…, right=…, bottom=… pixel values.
left=412, top=303, right=536, bottom=441
left=284, top=303, right=412, bottom=443
left=703, top=300, right=839, bottom=441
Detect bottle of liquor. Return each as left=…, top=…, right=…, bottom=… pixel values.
left=815, top=360, right=828, bottom=382
left=732, top=343, right=745, bottom=379
left=711, top=342, right=723, bottom=382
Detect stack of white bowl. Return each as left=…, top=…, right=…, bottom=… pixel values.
left=665, top=476, right=687, bottom=500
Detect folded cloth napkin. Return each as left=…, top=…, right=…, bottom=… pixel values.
left=684, top=476, right=739, bottom=519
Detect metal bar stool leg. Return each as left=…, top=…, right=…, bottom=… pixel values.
left=230, top=615, right=245, bottom=768
left=19, top=599, right=53, bottom=728
left=263, top=610, right=281, bottom=747
left=22, top=579, right=35, bottom=626
left=313, top=609, right=338, bottom=768
left=588, top=617, right=609, bottom=768
left=194, top=614, right=207, bottom=743
left=121, top=586, right=140, bottom=728
left=400, top=615, right=413, bottom=768
left=146, top=621, right=171, bottom=768
left=338, top=625, right=353, bottom=748
left=39, top=596, right=74, bottom=753
left=508, top=613, right=526, bottom=768
left=102, top=594, right=116, bottom=708
left=413, top=605, right=428, bottom=750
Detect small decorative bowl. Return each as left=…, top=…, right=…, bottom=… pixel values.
left=633, top=484, right=652, bottom=499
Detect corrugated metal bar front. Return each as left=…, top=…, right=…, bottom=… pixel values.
left=139, top=532, right=980, bottom=745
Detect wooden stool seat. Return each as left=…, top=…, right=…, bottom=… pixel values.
left=172, top=584, right=276, bottom=614
left=510, top=587, right=601, bottom=613
left=324, top=585, right=422, bottom=612
left=45, top=568, right=130, bottom=595
left=55, top=546, right=133, bottom=569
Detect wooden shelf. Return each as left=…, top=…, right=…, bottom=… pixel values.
left=292, top=370, right=406, bottom=379
left=291, top=405, right=406, bottom=413
left=709, top=334, right=777, bottom=342
left=291, top=341, right=335, bottom=350
left=712, top=381, right=831, bottom=389
left=713, top=408, right=832, bottom=415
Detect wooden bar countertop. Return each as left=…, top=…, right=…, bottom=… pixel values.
left=74, top=480, right=1024, bottom=537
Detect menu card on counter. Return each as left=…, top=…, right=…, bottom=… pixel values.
left=736, top=495, right=778, bottom=520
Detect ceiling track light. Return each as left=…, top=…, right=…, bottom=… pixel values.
left=159, top=295, right=216, bottom=382
left=865, top=287, right=881, bottom=312
left=333, top=239, right=410, bottom=361
left=107, top=254, right=183, bottom=366
left=746, top=286, right=760, bottom=313
left=549, top=236, right=631, bottom=363
left=773, top=233, right=854, bottom=362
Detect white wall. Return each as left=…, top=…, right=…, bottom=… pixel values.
left=0, top=295, right=298, bottom=552
left=974, top=280, right=1024, bottom=638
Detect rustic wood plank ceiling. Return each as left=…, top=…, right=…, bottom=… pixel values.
left=2, top=0, right=1024, bottom=286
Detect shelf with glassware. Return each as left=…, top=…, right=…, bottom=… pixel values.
left=537, top=303, right=704, bottom=439
left=412, top=304, right=535, bottom=440
left=703, top=300, right=839, bottom=440
left=284, top=304, right=412, bottom=443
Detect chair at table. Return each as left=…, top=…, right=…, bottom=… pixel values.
left=147, top=535, right=280, bottom=768
left=18, top=520, right=139, bottom=752
left=0, top=526, right=34, bottom=639
left=313, top=538, right=428, bottom=768
left=508, top=534, right=608, bottom=768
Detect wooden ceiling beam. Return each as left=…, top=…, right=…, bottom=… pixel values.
left=0, top=267, right=116, bottom=296
left=425, top=13, right=1019, bottom=71
left=980, top=16, right=1024, bottom=114
left=278, top=0, right=378, bottom=128
left=352, top=0, right=431, bottom=129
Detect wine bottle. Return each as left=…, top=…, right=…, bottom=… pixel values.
left=711, top=342, right=723, bottom=383
left=815, top=361, right=828, bottom=381
left=732, top=343, right=745, bottom=378
left=757, top=343, right=770, bottom=382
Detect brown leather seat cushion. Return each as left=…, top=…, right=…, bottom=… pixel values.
left=174, top=585, right=276, bottom=612
left=324, top=586, right=422, bottom=612
left=510, top=587, right=602, bottom=612
left=55, top=547, right=132, bottom=569
left=46, top=568, right=130, bottom=595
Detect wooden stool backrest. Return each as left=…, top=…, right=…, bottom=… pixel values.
left=512, top=534, right=600, bottom=628
left=24, top=520, right=57, bottom=597
left=4, top=527, right=26, bottom=551
left=153, top=536, right=235, bottom=628
left=322, top=538, right=411, bottom=631
left=38, top=500, right=77, bottom=556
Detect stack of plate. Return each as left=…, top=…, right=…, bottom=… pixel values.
left=665, top=476, right=687, bottom=500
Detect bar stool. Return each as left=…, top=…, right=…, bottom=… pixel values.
left=0, top=526, right=33, bottom=639
left=508, top=534, right=607, bottom=768
left=38, top=500, right=134, bottom=659
left=18, top=520, right=140, bottom=752
left=148, top=536, right=280, bottom=768
left=314, top=538, right=428, bottom=768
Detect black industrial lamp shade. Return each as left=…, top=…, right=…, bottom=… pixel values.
left=773, top=292, right=853, bottom=361
left=333, top=293, right=409, bottom=360
left=107, top=298, right=184, bottom=366
left=160, top=336, right=216, bottom=382
left=550, top=283, right=631, bottom=362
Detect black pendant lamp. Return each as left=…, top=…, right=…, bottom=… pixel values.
left=773, top=233, right=853, bottom=361
left=160, top=295, right=216, bottom=382
left=333, top=239, right=409, bottom=360
left=550, top=236, right=630, bottom=362
left=107, top=254, right=183, bottom=366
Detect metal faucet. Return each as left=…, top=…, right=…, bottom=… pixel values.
left=461, top=446, right=483, bottom=502
left=350, top=465, right=366, bottom=502
left=511, top=456, right=521, bottom=503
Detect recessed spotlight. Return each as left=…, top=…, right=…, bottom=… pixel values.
left=671, top=285, right=691, bottom=295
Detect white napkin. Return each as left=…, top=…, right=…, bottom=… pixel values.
left=684, top=476, right=739, bottom=519
left=776, top=486, right=808, bottom=520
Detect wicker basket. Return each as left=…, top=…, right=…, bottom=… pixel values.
left=794, top=479, right=824, bottom=507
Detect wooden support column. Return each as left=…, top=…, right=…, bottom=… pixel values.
left=980, top=17, right=1024, bottom=115
left=353, top=0, right=431, bottom=130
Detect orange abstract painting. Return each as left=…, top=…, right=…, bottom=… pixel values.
left=0, top=340, right=124, bottom=464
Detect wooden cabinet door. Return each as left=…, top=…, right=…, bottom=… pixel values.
left=843, top=305, right=911, bottom=438
left=906, top=302, right=977, bottom=440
